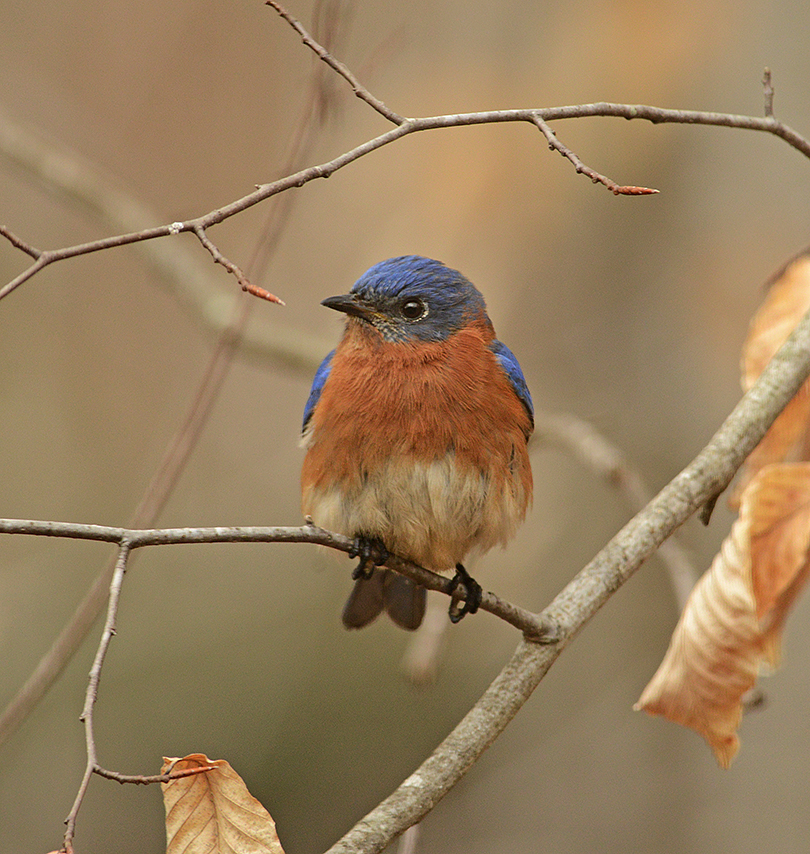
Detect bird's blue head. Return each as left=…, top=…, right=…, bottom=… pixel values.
left=321, top=255, right=489, bottom=343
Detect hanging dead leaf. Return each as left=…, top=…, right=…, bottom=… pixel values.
left=732, top=250, right=810, bottom=506
left=161, top=753, right=285, bottom=854
left=636, top=463, right=810, bottom=767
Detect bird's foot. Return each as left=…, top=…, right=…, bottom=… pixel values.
left=447, top=563, right=482, bottom=623
left=349, top=536, right=389, bottom=580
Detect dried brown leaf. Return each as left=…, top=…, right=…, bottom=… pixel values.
left=161, top=753, right=285, bottom=854
left=636, top=463, right=810, bottom=767
left=732, top=251, right=810, bottom=505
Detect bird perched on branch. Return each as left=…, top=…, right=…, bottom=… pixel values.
left=301, top=255, right=533, bottom=630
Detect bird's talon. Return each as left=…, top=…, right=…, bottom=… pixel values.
left=349, top=536, right=389, bottom=580
left=447, top=564, right=482, bottom=623
left=351, top=559, right=375, bottom=581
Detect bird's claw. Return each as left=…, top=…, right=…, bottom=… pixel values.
left=447, top=563, right=482, bottom=623
left=349, top=536, right=389, bottom=580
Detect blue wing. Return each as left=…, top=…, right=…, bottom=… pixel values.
left=490, top=339, right=534, bottom=427
left=302, top=349, right=335, bottom=434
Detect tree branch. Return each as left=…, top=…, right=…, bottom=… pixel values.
left=2, top=8, right=809, bottom=850
left=94, top=764, right=216, bottom=786
left=531, top=114, right=659, bottom=195
left=0, top=520, right=551, bottom=639
left=62, top=541, right=131, bottom=854
left=3, top=102, right=809, bottom=303
left=322, top=303, right=810, bottom=854
left=265, top=0, right=405, bottom=124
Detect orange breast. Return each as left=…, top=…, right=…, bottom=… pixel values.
left=301, top=318, right=532, bottom=567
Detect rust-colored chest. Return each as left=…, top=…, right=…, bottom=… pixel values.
left=302, top=319, right=532, bottom=487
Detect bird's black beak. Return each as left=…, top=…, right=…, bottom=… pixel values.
left=321, top=293, right=376, bottom=321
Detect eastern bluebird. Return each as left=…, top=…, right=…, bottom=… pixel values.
left=301, top=256, right=533, bottom=630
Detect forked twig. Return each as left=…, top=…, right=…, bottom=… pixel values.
left=4, top=19, right=805, bottom=305
left=0, top=518, right=554, bottom=639
left=62, top=541, right=131, bottom=854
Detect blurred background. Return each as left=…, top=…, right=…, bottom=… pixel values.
left=2, top=0, right=810, bottom=851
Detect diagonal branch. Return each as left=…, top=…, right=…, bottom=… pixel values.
left=531, top=113, right=659, bottom=195
left=265, top=0, right=406, bottom=124
left=190, top=224, right=285, bottom=304
left=0, top=225, right=41, bottom=258
left=322, top=304, right=810, bottom=854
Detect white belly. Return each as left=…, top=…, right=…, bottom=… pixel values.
left=302, top=454, right=527, bottom=571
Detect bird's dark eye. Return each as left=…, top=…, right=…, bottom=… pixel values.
left=401, top=298, right=427, bottom=321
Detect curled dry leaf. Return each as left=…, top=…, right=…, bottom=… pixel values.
left=161, top=753, right=285, bottom=854
left=636, top=463, right=810, bottom=767
left=732, top=250, right=810, bottom=505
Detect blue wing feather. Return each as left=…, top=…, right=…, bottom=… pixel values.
left=489, top=340, right=534, bottom=426
left=302, top=349, right=335, bottom=433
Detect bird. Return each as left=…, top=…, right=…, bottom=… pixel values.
left=300, top=255, right=534, bottom=630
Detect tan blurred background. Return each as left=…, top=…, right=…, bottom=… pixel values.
left=2, top=0, right=810, bottom=851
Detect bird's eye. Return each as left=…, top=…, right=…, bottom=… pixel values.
left=401, top=298, right=427, bottom=321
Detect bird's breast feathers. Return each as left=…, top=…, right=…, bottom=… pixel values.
left=301, top=319, right=532, bottom=569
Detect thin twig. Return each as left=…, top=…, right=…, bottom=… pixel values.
left=94, top=764, right=216, bottom=785
left=0, top=224, right=41, bottom=258
left=62, top=541, right=131, bottom=854
left=265, top=0, right=406, bottom=125
left=0, top=223, right=186, bottom=301
left=531, top=114, right=659, bottom=195
left=191, top=224, right=284, bottom=304
left=763, top=67, right=775, bottom=118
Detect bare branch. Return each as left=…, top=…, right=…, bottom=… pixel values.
left=62, top=541, right=131, bottom=854
left=0, top=222, right=181, bottom=301
left=2, top=12, right=810, bottom=847
left=0, top=224, right=41, bottom=258
left=3, top=100, right=809, bottom=304
left=94, top=764, right=216, bottom=786
left=0, top=519, right=552, bottom=639
left=190, top=224, right=285, bottom=304
left=265, top=0, right=406, bottom=125
left=763, top=67, right=775, bottom=118
left=0, top=253, right=50, bottom=298
left=323, top=304, right=810, bottom=854
left=531, top=114, right=659, bottom=195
